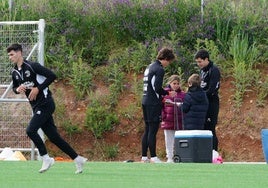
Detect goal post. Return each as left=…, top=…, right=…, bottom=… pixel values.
left=0, top=19, right=45, bottom=160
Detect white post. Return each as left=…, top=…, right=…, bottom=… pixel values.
left=8, top=0, right=13, bottom=18
left=201, top=0, right=204, bottom=24
left=38, top=19, right=45, bottom=66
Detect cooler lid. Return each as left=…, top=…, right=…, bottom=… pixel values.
left=175, top=130, right=213, bottom=138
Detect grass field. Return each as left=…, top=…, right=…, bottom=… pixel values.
left=0, top=161, right=268, bottom=188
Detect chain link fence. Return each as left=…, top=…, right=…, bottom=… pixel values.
left=0, top=19, right=45, bottom=160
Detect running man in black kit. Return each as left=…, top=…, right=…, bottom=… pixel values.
left=7, top=43, right=87, bottom=173
left=141, top=47, right=176, bottom=163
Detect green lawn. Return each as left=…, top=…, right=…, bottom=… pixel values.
left=0, top=161, right=267, bottom=188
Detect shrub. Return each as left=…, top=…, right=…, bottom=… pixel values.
left=256, top=76, right=268, bottom=107
left=106, top=63, right=125, bottom=107
left=53, top=88, right=81, bottom=136
left=229, top=32, right=259, bottom=66
left=229, top=31, right=260, bottom=108
left=103, top=143, right=119, bottom=160
left=85, top=100, right=119, bottom=139
left=69, top=58, right=94, bottom=99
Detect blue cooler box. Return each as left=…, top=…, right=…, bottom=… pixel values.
left=174, top=130, right=213, bottom=163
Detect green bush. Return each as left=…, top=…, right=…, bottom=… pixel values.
left=45, top=36, right=82, bottom=79
left=53, top=88, right=81, bottom=136
left=103, top=143, right=119, bottom=160
left=229, top=31, right=260, bottom=108
left=70, top=58, right=94, bottom=99
left=106, top=63, right=125, bottom=107
left=256, top=76, right=268, bottom=107
left=229, top=32, right=259, bottom=66
left=85, top=100, right=119, bottom=139
left=0, top=0, right=10, bottom=20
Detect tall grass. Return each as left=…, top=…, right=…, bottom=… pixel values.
left=229, top=32, right=259, bottom=66
left=256, top=76, right=268, bottom=107
left=229, top=31, right=260, bottom=108
left=70, top=58, right=94, bottom=100
left=215, top=18, right=233, bottom=58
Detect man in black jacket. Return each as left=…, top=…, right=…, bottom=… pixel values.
left=195, top=49, right=221, bottom=151
left=7, top=43, right=87, bottom=173
left=141, top=47, right=176, bottom=163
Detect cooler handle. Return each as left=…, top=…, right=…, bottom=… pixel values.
left=179, top=140, right=189, bottom=148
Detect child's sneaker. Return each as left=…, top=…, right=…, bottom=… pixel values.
left=150, top=157, right=162, bottom=163
left=212, top=150, right=223, bottom=164
left=166, top=158, right=174, bottom=163
left=74, top=156, right=88, bottom=174
left=213, top=156, right=223, bottom=164
left=39, top=157, right=55, bottom=173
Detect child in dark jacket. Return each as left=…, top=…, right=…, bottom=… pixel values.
left=161, top=75, right=185, bottom=163
left=181, top=74, right=208, bottom=130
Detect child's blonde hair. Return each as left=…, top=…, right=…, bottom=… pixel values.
left=167, top=75, right=180, bottom=85
left=188, top=74, right=201, bottom=87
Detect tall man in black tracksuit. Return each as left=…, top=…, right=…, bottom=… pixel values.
left=195, top=49, right=221, bottom=151
left=141, top=47, right=176, bottom=163
left=7, top=43, right=87, bottom=173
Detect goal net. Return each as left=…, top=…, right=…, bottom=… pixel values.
left=0, top=19, right=45, bottom=160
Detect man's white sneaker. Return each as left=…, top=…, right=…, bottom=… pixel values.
left=150, top=157, right=162, bottom=163
left=39, top=157, right=55, bottom=173
left=74, top=156, right=88, bottom=174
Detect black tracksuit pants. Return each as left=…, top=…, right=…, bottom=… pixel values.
left=204, top=95, right=219, bottom=151
left=26, top=98, right=78, bottom=159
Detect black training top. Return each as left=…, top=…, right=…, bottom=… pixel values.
left=142, top=60, right=168, bottom=105
left=200, top=61, right=220, bottom=99
left=11, top=60, right=56, bottom=109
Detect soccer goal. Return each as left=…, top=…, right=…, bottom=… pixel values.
left=0, top=19, right=45, bottom=160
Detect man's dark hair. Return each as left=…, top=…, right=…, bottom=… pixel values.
left=194, top=49, right=209, bottom=60
left=156, top=47, right=176, bottom=61
left=7, top=43, right=22, bottom=53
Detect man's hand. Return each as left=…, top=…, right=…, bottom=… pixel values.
left=16, top=84, right=26, bottom=94
left=28, top=87, right=39, bottom=101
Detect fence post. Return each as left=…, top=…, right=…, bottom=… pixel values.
left=201, top=0, right=204, bottom=24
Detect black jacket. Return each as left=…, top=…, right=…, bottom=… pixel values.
left=182, top=86, right=208, bottom=130
left=200, top=61, right=220, bottom=99
left=142, top=60, right=168, bottom=105
left=11, top=60, right=56, bottom=109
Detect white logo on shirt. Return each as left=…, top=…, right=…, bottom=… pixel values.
left=25, top=70, right=31, bottom=77
left=201, top=81, right=207, bottom=88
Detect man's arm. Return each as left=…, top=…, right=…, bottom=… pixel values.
left=28, top=63, right=56, bottom=101
left=206, top=67, right=220, bottom=97
left=11, top=71, right=21, bottom=94
left=31, top=62, right=57, bottom=91
left=154, top=69, right=168, bottom=96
